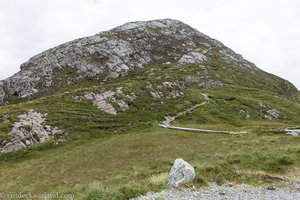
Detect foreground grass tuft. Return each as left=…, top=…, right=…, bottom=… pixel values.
left=81, top=182, right=123, bottom=200
left=82, top=182, right=105, bottom=200
left=149, top=173, right=168, bottom=189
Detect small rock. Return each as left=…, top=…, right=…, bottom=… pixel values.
left=239, top=109, right=251, bottom=118
left=185, top=76, right=201, bottom=85
left=116, top=87, right=124, bottom=94
left=267, top=186, right=276, bottom=191
left=168, top=158, right=196, bottom=187
left=167, top=90, right=183, bottom=99
left=150, top=91, right=163, bottom=99
left=258, top=102, right=268, bottom=108
left=0, top=114, right=10, bottom=123
left=162, top=81, right=178, bottom=87
left=117, top=100, right=129, bottom=111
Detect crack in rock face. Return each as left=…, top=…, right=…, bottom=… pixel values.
left=0, top=110, right=62, bottom=153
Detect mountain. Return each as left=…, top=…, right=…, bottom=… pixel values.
left=0, top=19, right=297, bottom=104
left=0, top=19, right=300, bottom=199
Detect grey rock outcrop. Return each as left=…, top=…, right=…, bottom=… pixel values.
left=168, top=90, right=183, bottom=99
left=199, top=81, right=224, bottom=89
left=0, top=114, right=10, bottom=123
left=263, top=109, right=280, bottom=120
left=168, top=158, right=196, bottom=187
left=0, top=19, right=265, bottom=104
left=285, top=129, right=300, bottom=136
left=258, top=102, right=268, bottom=108
left=84, top=91, right=118, bottom=115
left=0, top=110, right=62, bottom=153
left=150, top=91, right=163, bottom=99
left=149, top=81, right=184, bottom=99
left=239, top=109, right=251, bottom=118
left=0, top=19, right=297, bottom=105
left=162, top=81, right=179, bottom=88
left=185, top=76, right=201, bottom=85
left=178, top=52, right=206, bottom=64
left=76, top=88, right=134, bottom=115
left=150, top=90, right=183, bottom=99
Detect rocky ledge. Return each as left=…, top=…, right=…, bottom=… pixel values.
left=0, top=110, right=62, bottom=153
left=74, top=87, right=136, bottom=115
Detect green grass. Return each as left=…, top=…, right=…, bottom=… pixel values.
left=1, top=127, right=300, bottom=199
left=81, top=182, right=123, bottom=200
left=0, top=61, right=300, bottom=199
left=174, top=86, right=300, bottom=127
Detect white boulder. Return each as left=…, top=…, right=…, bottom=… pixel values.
left=168, top=158, right=196, bottom=187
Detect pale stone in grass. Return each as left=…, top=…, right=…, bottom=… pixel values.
left=168, top=158, right=196, bottom=187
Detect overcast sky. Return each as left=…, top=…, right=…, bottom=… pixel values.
left=0, top=0, right=299, bottom=89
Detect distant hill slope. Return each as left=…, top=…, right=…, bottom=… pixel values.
left=0, top=19, right=299, bottom=153
left=0, top=19, right=297, bottom=104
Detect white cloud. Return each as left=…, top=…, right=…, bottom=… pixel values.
left=0, top=0, right=299, bottom=89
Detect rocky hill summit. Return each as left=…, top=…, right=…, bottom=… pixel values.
left=1, top=19, right=299, bottom=152
left=0, top=19, right=297, bottom=104
left=0, top=19, right=300, bottom=200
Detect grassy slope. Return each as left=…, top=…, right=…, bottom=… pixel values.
left=1, top=127, right=300, bottom=199
left=175, top=86, right=300, bottom=128
left=0, top=62, right=300, bottom=199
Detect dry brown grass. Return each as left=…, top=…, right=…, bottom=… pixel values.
left=149, top=173, right=168, bottom=186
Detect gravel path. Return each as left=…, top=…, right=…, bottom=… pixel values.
left=133, top=184, right=300, bottom=200
left=159, top=96, right=247, bottom=135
